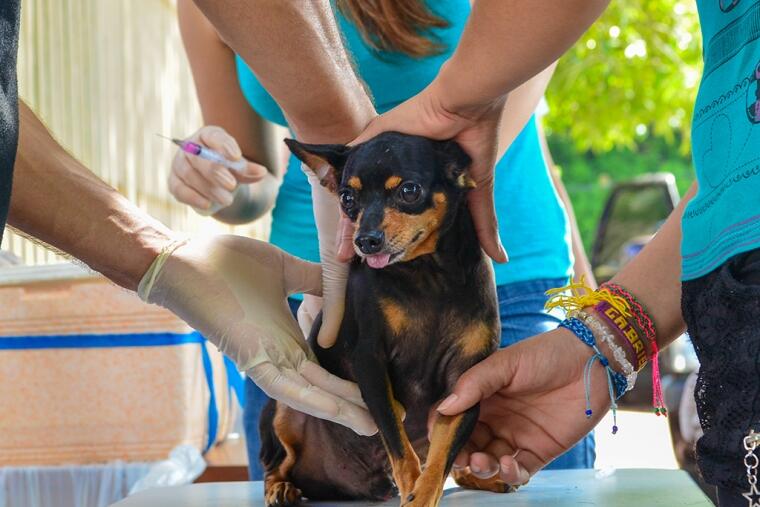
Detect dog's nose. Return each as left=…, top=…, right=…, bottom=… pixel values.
left=355, top=231, right=385, bottom=255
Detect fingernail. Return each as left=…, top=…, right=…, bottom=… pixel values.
left=437, top=394, right=458, bottom=413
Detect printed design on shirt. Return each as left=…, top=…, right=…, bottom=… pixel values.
left=693, top=74, right=754, bottom=124
left=748, top=60, right=760, bottom=123
left=720, top=0, right=742, bottom=13
left=703, top=0, right=760, bottom=78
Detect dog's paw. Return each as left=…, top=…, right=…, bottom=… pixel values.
left=451, top=467, right=519, bottom=493
left=264, top=481, right=302, bottom=507
left=401, top=475, right=443, bottom=507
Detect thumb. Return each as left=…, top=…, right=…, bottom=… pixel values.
left=467, top=180, right=507, bottom=263
left=234, top=161, right=269, bottom=184
left=198, top=125, right=242, bottom=160
left=350, top=113, right=389, bottom=146
left=437, top=353, right=509, bottom=415
left=282, top=253, right=323, bottom=298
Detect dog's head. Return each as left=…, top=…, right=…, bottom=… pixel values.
left=286, top=132, right=474, bottom=269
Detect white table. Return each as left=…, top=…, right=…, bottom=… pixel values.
left=111, top=468, right=714, bottom=506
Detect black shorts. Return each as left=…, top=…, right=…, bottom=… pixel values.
left=682, top=247, right=760, bottom=505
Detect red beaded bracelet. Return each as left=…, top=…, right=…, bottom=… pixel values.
left=600, top=283, right=666, bottom=416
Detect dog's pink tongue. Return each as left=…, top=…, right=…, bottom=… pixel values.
left=366, top=253, right=391, bottom=269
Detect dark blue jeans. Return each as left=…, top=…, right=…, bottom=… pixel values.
left=244, top=279, right=595, bottom=479
left=498, top=278, right=596, bottom=470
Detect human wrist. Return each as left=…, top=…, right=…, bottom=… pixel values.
left=433, top=59, right=508, bottom=121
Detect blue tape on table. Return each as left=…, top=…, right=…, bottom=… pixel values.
left=0, top=331, right=228, bottom=452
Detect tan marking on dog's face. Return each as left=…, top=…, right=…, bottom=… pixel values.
left=381, top=298, right=409, bottom=334
left=459, top=321, right=496, bottom=357
left=384, top=175, right=403, bottom=190
left=347, top=176, right=362, bottom=191
left=381, top=192, right=447, bottom=262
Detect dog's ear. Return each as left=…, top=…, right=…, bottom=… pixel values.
left=437, top=140, right=476, bottom=189
left=284, top=139, right=351, bottom=193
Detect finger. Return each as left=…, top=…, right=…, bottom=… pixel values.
left=467, top=181, right=507, bottom=263
left=281, top=254, right=323, bottom=297
left=317, top=298, right=345, bottom=348
left=234, top=162, right=269, bottom=184
left=436, top=353, right=509, bottom=415
left=336, top=215, right=356, bottom=262
left=299, top=360, right=367, bottom=408
left=498, top=455, right=531, bottom=486
left=252, top=363, right=377, bottom=436
left=197, top=125, right=242, bottom=160
left=189, top=154, right=238, bottom=192
left=452, top=441, right=477, bottom=469
left=469, top=452, right=500, bottom=479
left=168, top=171, right=212, bottom=210
left=176, top=154, right=235, bottom=206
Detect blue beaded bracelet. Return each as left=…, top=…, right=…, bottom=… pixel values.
left=560, top=317, right=627, bottom=434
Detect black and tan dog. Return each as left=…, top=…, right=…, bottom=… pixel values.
left=259, top=132, right=508, bottom=507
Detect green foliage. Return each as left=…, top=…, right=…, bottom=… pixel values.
left=545, top=0, right=702, bottom=154
left=549, top=134, right=695, bottom=252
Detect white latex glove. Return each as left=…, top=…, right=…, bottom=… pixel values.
left=304, top=167, right=350, bottom=348
left=168, top=126, right=269, bottom=215
left=138, top=236, right=376, bottom=435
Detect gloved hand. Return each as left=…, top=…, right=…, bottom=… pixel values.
left=138, top=235, right=376, bottom=435
left=303, top=168, right=350, bottom=348
left=168, top=126, right=269, bottom=215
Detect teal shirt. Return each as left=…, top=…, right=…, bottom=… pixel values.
left=235, top=0, right=572, bottom=286
left=682, top=1, right=760, bottom=279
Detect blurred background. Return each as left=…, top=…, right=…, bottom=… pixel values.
left=0, top=1, right=709, bottom=506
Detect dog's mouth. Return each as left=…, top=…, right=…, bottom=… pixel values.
left=363, top=252, right=401, bottom=269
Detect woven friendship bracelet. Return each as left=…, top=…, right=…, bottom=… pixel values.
left=578, top=310, right=637, bottom=392
left=594, top=301, right=648, bottom=371
left=600, top=283, right=666, bottom=416
left=560, top=317, right=627, bottom=434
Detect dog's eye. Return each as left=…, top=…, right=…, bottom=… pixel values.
left=398, top=182, right=422, bottom=204
left=339, top=189, right=356, bottom=210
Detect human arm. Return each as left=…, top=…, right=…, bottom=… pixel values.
left=191, top=0, right=376, bottom=348
left=354, top=0, right=610, bottom=263
left=8, top=102, right=170, bottom=290
left=9, top=102, right=375, bottom=434
left=435, top=182, right=696, bottom=484
left=172, top=0, right=279, bottom=223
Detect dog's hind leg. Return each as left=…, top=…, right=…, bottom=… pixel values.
left=451, top=466, right=516, bottom=493
left=353, top=350, right=421, bottom=500
left=261, top=401, right=305, bottom=507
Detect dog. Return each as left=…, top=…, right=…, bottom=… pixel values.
left=259, top=132, right=507, bottom=507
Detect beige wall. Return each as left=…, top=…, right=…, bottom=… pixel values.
left=3, top=0, right=272, bottom=265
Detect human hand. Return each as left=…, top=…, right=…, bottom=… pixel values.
left=138, top=235, right=377, bottom=435
left=350, top=77, right=508, bottom=263
left=168, top=126, right=269, bottom=215
left=434, top=328, right=610, bottom=485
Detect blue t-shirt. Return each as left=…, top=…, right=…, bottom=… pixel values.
left=235, top=0, right=572, bottom=286
left=682, top=1, right=760, bottom=280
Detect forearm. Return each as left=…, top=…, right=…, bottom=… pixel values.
left=610, top=182, right=696, bottom=350
left=437, top=0, right=610, bottom=114
left=7, top=103, right=172, bottom=290
left=193, top=0, right=374, bottom=143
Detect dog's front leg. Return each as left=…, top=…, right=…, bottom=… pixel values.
left=402, top=405, right=479, bottom=507
left=353, top=345, right=421, bottom=501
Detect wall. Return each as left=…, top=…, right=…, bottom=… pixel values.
left=3, top=0, right=272, bottom=265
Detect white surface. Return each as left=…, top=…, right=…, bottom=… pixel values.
left=594, top=410, right=680, bottom=470
left=111, top=469, right=713, bottom=507
left=0, top=462, right=153, bottom=507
